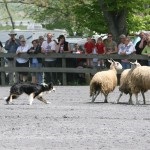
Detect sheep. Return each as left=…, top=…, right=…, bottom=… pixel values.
left=117, top=60, right=141, bottom=104
left=129, top=65, right=150, bottom=104
left=90, top=59, right=122, bottom=103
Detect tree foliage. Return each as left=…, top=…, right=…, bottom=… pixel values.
left=0, top=0, right=150, bottom=38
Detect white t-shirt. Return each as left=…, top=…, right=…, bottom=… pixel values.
left=41, top=40, right=56, bottom=61
left=16, top=45, right=29, bottom=63
left=93, top=47, right=98, bottom=62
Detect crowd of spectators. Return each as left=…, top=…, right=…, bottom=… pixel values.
left=0, top=30, right=150, bottom=85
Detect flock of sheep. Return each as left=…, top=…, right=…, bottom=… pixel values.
left=90, top=59, right=150, bottom=105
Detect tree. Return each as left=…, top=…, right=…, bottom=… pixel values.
left=3, top=0, right=15, bottom=29
left=98, top=0, right=150, bottom=40
left=0, top=0, right=149, bottom=39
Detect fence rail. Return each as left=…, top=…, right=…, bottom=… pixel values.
left=0, top=53, right=149, bottom=86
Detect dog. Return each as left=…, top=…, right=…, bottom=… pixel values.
left=5, top=82, right=55, bottom=105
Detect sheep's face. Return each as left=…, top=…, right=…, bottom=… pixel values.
left=130, top=60, right=141, bottom=69
left=114, top=62, right=123, bottom=70
left=108, top=59, right=122, bottom=70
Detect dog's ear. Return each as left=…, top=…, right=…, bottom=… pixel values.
left=41, top=83, right=48, bottom=88
left=48, top=82, right=53, bottom=88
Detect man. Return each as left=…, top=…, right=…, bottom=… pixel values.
left=41, top=33, right=57, bottom=83
left=5, top=30, right=20, bottom=85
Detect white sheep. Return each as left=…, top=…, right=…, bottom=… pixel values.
left=117, top=60, right=141, bottom=104
left=129, top=66, right=150, bottom=104
left=90, top=59, right=122, bottom=103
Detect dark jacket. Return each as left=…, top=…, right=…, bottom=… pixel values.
left=135, top=40, right=147, bottom=54
left=58, top=41, right=69, bottom=53
left=0, top=41, right=3, bottom=47
left=5, top=39, right=20, bottom=53
left=27, top=45, right=42, bottom=63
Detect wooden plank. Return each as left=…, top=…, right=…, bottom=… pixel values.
left=0, top=53, right=149, bottom=86
left=0, top=53, right=149, bottom=60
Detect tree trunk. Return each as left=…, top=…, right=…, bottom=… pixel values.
left=3, top=0, right=15, bottom=29
left=99, top=0, right=128, bottom=42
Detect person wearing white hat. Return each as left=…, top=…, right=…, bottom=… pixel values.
left=16, top=37, right=29, bottom=82
left=5, top=30, right=20, bottom=85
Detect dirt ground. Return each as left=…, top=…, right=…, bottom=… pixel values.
left=0, top=86, right=150, bottom=150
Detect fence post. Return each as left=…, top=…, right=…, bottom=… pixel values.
left=14, top=57, right=19, bottom=83
left=1, top=58, right=6, bottom=86
left=62, top=57, right=67, bottom=85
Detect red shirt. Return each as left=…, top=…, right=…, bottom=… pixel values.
left=84, top=42, right=94, bottom=54
left=96, top=43, right=105, bottom=54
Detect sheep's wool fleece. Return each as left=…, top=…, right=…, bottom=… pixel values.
left=90, top=69, right=117, bottom=95
left=119, top=69, right=131, bottom=93
left=130, top=66, right=150, bottom=92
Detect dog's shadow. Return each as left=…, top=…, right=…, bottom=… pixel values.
left=5, top=103, right=31, bottom=106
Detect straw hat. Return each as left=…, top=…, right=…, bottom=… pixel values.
left=8, top=30, right=17, bottom=35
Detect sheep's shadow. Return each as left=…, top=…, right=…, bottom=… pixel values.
left=86, top=102, right=116, bottom=105
left=86, top=101, right=150, bottom=106
left=116, top=102, right=150, bottom=106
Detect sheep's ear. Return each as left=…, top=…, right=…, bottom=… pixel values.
left=130, top=61, right=134, bottom=65
left=107, top=59, right=112, bottom=63
left=41, top=83, right=48, bottom=87
left=110, top=58, right=115, bottom=62
left=130, top=60, right=137, bottom=65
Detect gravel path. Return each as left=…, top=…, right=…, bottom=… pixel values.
left=0, top=86, right=150, bottom=150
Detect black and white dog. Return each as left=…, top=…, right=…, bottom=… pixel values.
left=5, top=82, right=55, bottom=105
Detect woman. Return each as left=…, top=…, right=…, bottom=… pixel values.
left=56, top=34, right=71, bottom=67
left=27, top=39, right=43, bottom=84
left=142, top=35, right=150, bottom=66
left=16, top=37, right=29, bottom=82
left=56, top=35, right=72, bottom=84
left=118, top=37, right=135, bottom=69
left=56, top=35, right=71, bottom=53
left=105, top=33, right=117, bottom=54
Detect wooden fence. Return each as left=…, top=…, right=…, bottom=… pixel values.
left=0, top=53, right=149, bottom=86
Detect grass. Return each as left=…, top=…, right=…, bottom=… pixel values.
left=0, top=25, right=27, bottom=30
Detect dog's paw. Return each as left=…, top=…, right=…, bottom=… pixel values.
left=4, top=97, right=8, bottom=101
left=46, top=101, right=51, bottom=104
left=52, top=88, right=56, bottom=92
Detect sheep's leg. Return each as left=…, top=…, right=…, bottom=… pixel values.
left=128, top=93, right=133, bottom=105
left=92, top=95, right=95, bottom=103
left=91, top=91, right=99, bottom=103
left=135, top=93, right=139, bottom=105
left=141, top=91, right=146, bottom=105
left=104, top=95, right=108, bottom=103
left=117, top=92, right=123, bottom=103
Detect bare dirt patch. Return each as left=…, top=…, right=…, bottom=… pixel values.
left=0, top=86, right=150, bottom=150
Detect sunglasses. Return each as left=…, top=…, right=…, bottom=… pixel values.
left=108, top=35, right=112, bottom=37
left=21, top=41, right=25, bottom=42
